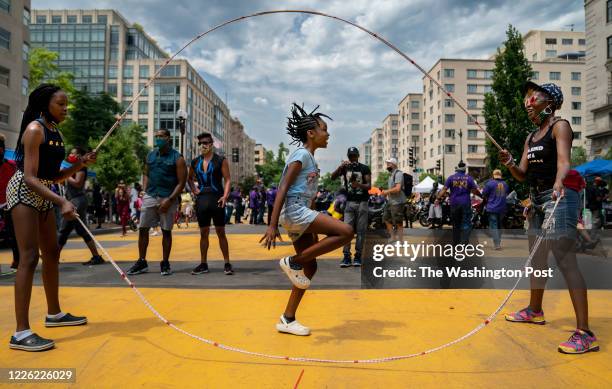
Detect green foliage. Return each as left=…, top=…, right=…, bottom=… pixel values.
left=482, top=25, right=534, bottom=197
left=571, top=146, right=587, bottom=167
left=374, top=171, right=390, bottom=189
left=61, top=91, right=121, bottom=148
left=238, top=175, right=257, bottom=193
left=419, top=172, right=439, bottom=183
left=255, top=143, right=290, bottom=186
left=320, top=172, right=341, bottom=192
left=88, top=124, right=150, bottom=190
left=28, top=47, right=75, bottom=95
left=604, top=147, right=612, bottom=160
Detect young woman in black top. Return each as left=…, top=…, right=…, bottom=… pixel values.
left=500, top=82, right=597, bottom=354
left=7, top=84, right=96, bottom=351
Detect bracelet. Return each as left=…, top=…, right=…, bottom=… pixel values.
left=504, top=159, right=516, bottom=168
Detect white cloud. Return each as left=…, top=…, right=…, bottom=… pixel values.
left=253, top=96, right=269, bottom=105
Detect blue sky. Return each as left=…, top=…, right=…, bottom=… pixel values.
left=33, top=0, right=585, bottom=173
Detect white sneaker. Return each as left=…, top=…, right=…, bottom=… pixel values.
left=276, top=315, right=311, bottom=336
left=279, top=257, right=310, bottom=289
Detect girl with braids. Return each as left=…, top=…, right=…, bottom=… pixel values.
left=7, top=83, right=96, bottom=352
left=260, top=103, right=353, bottom=336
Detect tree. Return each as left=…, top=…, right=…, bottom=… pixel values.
left=88, top=123, right=149, bottom=190
left=374, top=171, right=390, bottom=189
left=571, top=146, right=587, bottom=167
left=419, top=172, right=439, bottom=182
left=255, top=143, right=291, bottom=186
left=28, top=47, right=75, bottom=95
left=61, top=91, right=121, bottom=149
left=482, top=25, right=533, bottom=197
left=320, top=172, right=341, bottom=192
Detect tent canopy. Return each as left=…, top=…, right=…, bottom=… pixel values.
left=3, top=149, right=97, bottom=178
left=574, top=159, right=612, bottom=178
left=413, top=176, right=437, bottom=193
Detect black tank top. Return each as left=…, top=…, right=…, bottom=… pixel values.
left=526, top=119, right=571, bottom=190
left=35, top=119, right=66, bottom=180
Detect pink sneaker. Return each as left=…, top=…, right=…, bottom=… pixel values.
left=558, top=329, right=599, bottom=354
left=505, top=307, right=546, bottom=324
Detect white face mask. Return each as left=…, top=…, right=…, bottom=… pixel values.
left=199, top=143, right=212, bottom=154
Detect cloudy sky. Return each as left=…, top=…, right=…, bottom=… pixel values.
left=33, top=0, right=585, bottom=173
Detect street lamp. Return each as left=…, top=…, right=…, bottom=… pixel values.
left=176, top=109, right=188, bottom=156
left=458, top=128, right=464, bottom=164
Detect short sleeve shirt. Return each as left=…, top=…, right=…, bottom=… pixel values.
left=387, top=169, right=406, bottom=205
left=444, top=172, right=476, bottom=206
left=282, top=148, right=320, bottom=200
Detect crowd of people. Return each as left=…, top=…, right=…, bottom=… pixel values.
left=0, top=80, right=605, bottom=355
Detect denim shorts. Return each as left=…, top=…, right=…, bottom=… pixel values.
left=279, top=195, right=319, bottom=242
left=528, top=188, right=578, bottom=240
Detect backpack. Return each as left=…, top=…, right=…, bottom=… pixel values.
left=402, top=173, right=413, bottom=197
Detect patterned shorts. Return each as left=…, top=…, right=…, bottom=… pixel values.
left=6, top=170, right=54, bottom=213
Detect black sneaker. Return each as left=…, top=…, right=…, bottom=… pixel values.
left=127, top=259, right=148, bottom=275
left=9, top=333, right=55, bottom=352
left=353, top=259, right=362, bottom=267
left=340, top=258, right=352, bottom=268
left=82, top=255, right=105, bottom=266
left=45, top=313, right=87, bottom=327
left=160, top=261, right=172, bottom=276
left=191, top=263, right=209, bottom=275
left=224, top=263, right=234, bottom=275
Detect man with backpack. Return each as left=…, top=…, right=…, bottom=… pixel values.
left=331, top=147, right=371, bottom=267
left=382, top=157, right=406, bottom=242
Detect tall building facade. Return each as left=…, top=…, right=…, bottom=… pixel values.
left=254, top=143, right=266, bottom=166
left=369, top=127, right=384, bottom=183
left=228, top=117, right=255, bottom=183
left=0, top=0, right=30, bottom=146
left=584, top=0, right=612, bottom=157
left=359, top=138, right=371, bottom=168
left=397, top=93, right=422, bottom=177
left=30, top=9, right=231, bottom=159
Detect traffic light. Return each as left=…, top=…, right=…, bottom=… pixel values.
left=232, top=147, right=239, bottom=162
left=408, top=147, right=414, bottom=167
left=436, top=159, right=441, bottom=171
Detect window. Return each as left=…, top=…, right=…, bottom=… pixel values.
left=572, top=102, right=582, bottom=110
left=0, top=103, right=8, bottom=124
left=122, top=83, right=133, bottom=96
left=562, top=38, right=573, bottom=45
left=23, top=7, right=30, bottom=25
left=411, top=112, right=419, bottom=120
left=444, top=99, right=454, bottom=108
left=0, top=0, right=9, bottom=13
left=444, top=69, right=454, bottom=78
left=157, top=64, right=181, bottom=77
left=546, top=50, right=557, bottom=57
left=123, top=65, right=133, bottom=79
left=531, top=71, right=539, bottom=80
left=411, top=135, right=419, bottom=142
left=467, top=84, right=478, bottom=94
left=437, top=71, right=440, bottom=80
left=532, top=53, right=537, bottom=61
left=82, top=15, right=92, bottom=23
left=430, top=134, right=433, bottom=143
left=108, top=65, right=118, bottom=79
left=139, top=83, right=148, bottom=96
left=438, top=145, right=441, bottom=155
left=107, top=83, right=117, bottom=96
left=121, top=100, right=133, bottom=115
left=572, top=87, right=581, bottom=96
left=468, top=145, right=478, bottom=153
left=545, top=38, right=557, bottom=44
left=97, top=15, right=107, bottom=24
left=445, top=114, right=455, bottom=123
left=0, top=27, right=9, bottom=50
left=578, top=38, right=585, bottom=45
left=22, top=42, right=29, bottom=60
left=483, top=85, right=493, bottom=93
left=467, top=99, right=478, bottom=109
left=572, top=117, right=582, bottom=125
left=468, top=129, right=478, bottom=139
left=467, top=69, right=478, bottom=79
left=608, top=0, right=612, bottom=23
left=411, top=124, right=419, bottom=131
left=549, top=72, right=561, bottom=81
left=36, top=15, right=46, bottom=23
left=608, top=36, right=612, bottom=59
left=468, top=116, right=477, bottom=125
left=138, top=119, right=148, bottom=130
left=138, top=101, right=148, bottom=114
left=484, top=70, right=494, bottom=79
left=410, top=100, right=419, bottom=108
left=444, top=84, right=455, bottom=92
left=67, top=15, right=76, bottom=23
left=445, top=145, right=455, bottom=153
left=429, top=106, right=433, bottom=114
left=0, top=66, right=9, bottom=86
left=571, top=72, right=581, bottom=81
left=21, top=77, right=28, bottom=95
left=574, top=132, right=582, bottom=140
left=51, top=15, right=61, bottom=24
left=445, top=129, right=455, bottom=138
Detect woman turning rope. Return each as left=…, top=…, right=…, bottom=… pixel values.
left=8, top=84, right=96, bottom=352
left=500, top=82, right=598, bottom=354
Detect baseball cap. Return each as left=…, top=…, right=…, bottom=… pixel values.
left=347, top=147, right=359, bottom=156
left=385, top=157, right=398, bottom=165
left=523, top=81, right=563, bottom=110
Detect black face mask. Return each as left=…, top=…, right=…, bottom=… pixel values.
left=386, top=167, right=393, bottom=172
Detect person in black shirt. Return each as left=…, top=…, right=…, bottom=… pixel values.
left=587, top=176, right=608, bottom=232
left=331, top=147, right=371, bottom=267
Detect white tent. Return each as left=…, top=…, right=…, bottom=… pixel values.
left=413, top=176, right=436, bottom=193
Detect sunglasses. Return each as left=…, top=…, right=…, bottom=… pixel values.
left=198, top=141, right=213, bottom=145
left=524, top=94, right=551, bottom=108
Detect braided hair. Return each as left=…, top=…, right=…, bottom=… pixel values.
left=286, top=103, right=332, bottom=146
left=14, top=83, right=62, bottom=167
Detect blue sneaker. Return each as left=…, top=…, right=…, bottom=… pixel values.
left=353, top=259, right=362, bottom=267
left=340, top=257, right=352, bottom=268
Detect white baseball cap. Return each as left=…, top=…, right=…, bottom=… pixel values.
left=385, top=157, right=398, bottom=165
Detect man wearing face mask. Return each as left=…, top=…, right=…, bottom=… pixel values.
left=331, top=147, right=371, bottom=267
left=188, top=132, right=233, bottom=275
left=127, top=129, right=187, bottom=276
left=57, top=146, right=104, bottom=265
left=381, top=158, right=406, bottom=242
